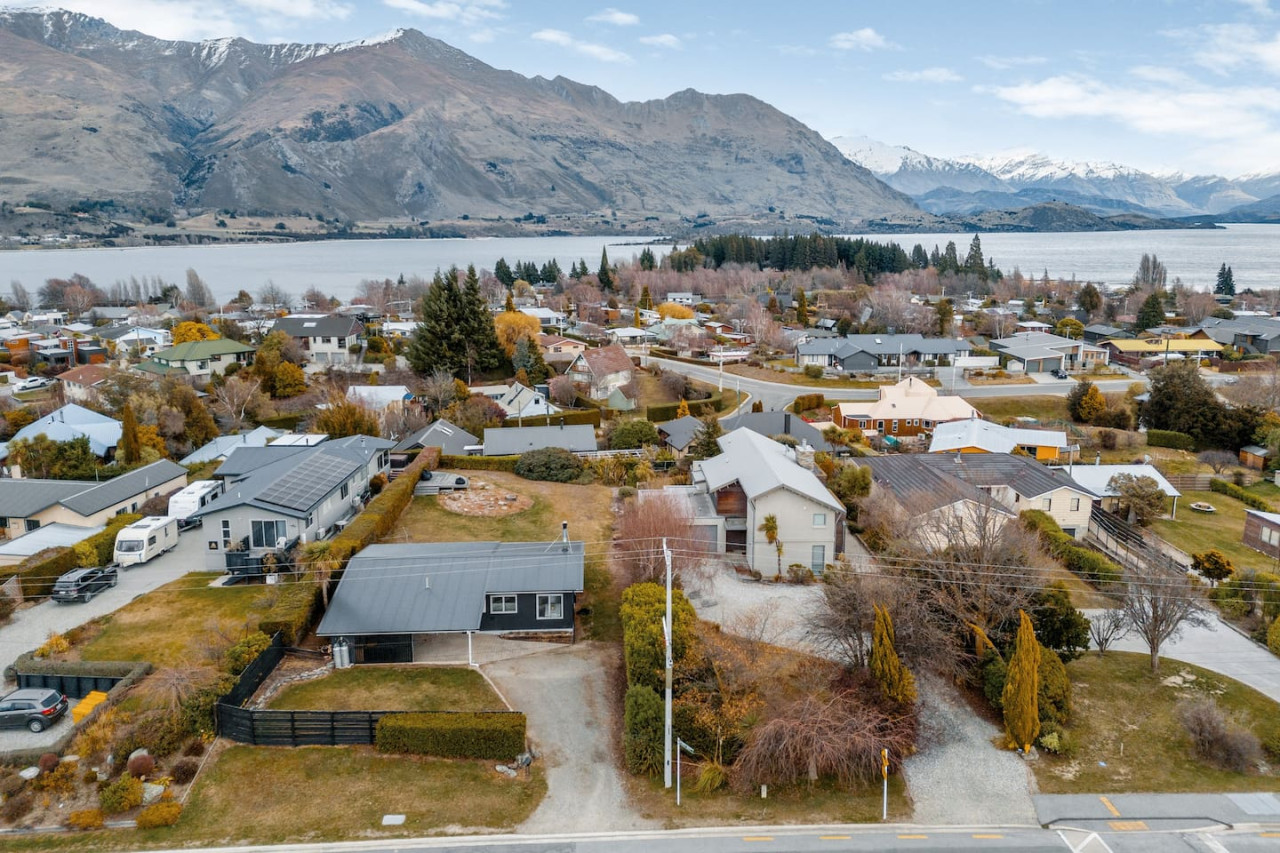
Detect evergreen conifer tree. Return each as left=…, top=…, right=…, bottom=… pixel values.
left=639, top=285, right=653, bottom=310
left=675, top=399, right=691, bottom=418
left=870, top=604, right=917, bottom=705
left=1136, top=291, right=1167, bottom=331
left=463, top=265, right=504, bottom=374
left=795, top=288, right=809, bottom=327
left=1002, top=610, right=1042, bottom=753
left=119, top=402, right=141, bottom=466
left=494, top=258, right=515, bottom=288
left=688, top=414, right=723, bottom=460
left=598, top=248, right=615, bottom=291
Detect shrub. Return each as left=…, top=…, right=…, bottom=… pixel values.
left=610, top=419, right=659, bottom=450
left=440, top=454, right=519, bottom=472
left=369, top=473, right=387, bottom=495
left=1177, top=698, right=1262, bottom=772
left=979, top=651, right=1007, bottom=710
left=127, top=754, right=155, bottom=778
left=1270, top=617, right=1280, bottom=657
left=99, top=774, right=143, bottom=814
left=1, top=792, right=33, bottom=823
left=66, top=808, right=104, bottom=831
left=1210, top=478, right=1274, bottom=511
left=1098, top=429, right=1117, bottom=451
left=0, top=774, right=26, bottom=798
left=177, top=675, right=236, bottom=739
left=802, top=364, right=823, bottom=379
left=135, top=801, right=183, bottom=829
left=182, top=740, right=206, bottom=758
left=223, top=631, right=272, bottom=676
left=375, top=712, right=526, bottom=760
left=169, top=759, right=199, bottom=786
left=1147, top=429, right=1195, bottom=451
left=623, top=684, right=664, bottom=775
left=794, top=393, right=827, bottom=413
left=1038, top=649, right=1072, bottom=726
left=617, top=486, right=636, bottom=499
left=36, top=632, right=71, bottom=658
left=515, top=447, right=584, bottom=483
left=32, top=762, right=77, bottom=796
left=37, top=752, right=60, bottom=773
left=786, top=563, right=815, bottom=584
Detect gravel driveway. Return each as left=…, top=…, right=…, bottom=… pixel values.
left=0, top=530, right=200, bottom=673
left=903, top=675, right=1038, bottom=826
left=483, top=641, right=656, bottom=834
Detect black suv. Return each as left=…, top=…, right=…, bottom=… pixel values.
left=1052, top=368, right=1070, bottom=379
left=0, top=688, right=69, bottom=732
left=51, top=566, right=118, bottom=604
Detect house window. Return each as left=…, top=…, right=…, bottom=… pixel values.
left=813, top=513, right=827, bottom=527
left=811, top=545, right=825, bottom=573
left=536, top=594, right=564, bottom=620
left=891, top=420, right=899, bottom=433
left=25, top=520, right=40, bottom=532
left=221, top=520, right=231, bottom=549
left=1265, top=527, right=1280, bottom=547
left=198, top=360, right=208, bottom=370
left=0, top=517, right=7, bottom=529
left=1042, top=498, right=1052, bottom=511
left=1070, top=497, right=1081, bottom=512
left=341, top=483, right=350, bottom=500
left=322, top=337, right=332, bottom=344
left=489, top=594, right=517, bottom=614
left=876, top=421, right=884, bottom=431
left=336, top=338, right=346, bottom=348
left=251, top=519, right=288, bottom=548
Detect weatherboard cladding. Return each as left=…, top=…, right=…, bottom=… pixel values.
left=58, top=459, right=187, bottom=516
left=316, top=541, right=585, bottom=636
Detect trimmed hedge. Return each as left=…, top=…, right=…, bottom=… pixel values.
left=647, top=393, right=726, bottom=423
left=492, top=409, right=601, bottom=428
left=375, top=712, right=526, bottom=760
left=441, top=454, right=519, bottom=472
left=794, top=393, right=827, bottom=413
left=1210, top=478, right=1274, bottom=511
left=1021, top=510, right=1123, bottom=586
left=1146, top=429, right=1195, bottom=451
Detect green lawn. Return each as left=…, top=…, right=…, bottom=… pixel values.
left=79, top=574, right=278, bottom=668
left=1152, top=490, right=1273, bottom=574
left=1245, top=480, right=1280, bottom=505
left=1035, top=652, right=1280, bottom=794
left=267, top=666, right=506, bottom=712
left=965, top=394, right=1070, bottom=424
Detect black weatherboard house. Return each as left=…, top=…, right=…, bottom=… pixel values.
left=316, top=539, right=585, bottom=664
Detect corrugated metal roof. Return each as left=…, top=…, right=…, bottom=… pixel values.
left=317, top=541, right=585, bottom=636
left=1054, top=464, right=1181, bottom=498
left=393, top=419, right=478, bottom=455
left=60, top=459, right=187, bottom=515
left=214, top=445, right=308, bottom=480
left=929, top=419, right=1067, bottom=455
left=482, top=425, right=596, bottom=456
left=657, top=415, right=703, bottom=451
left=273, top=315, right=362, bottom=338
left=0, top=479, right=94, bottom=518
left=719, top=411, right=834, bottom=452
left=0, top=523, right=104, bottom=558
left=695, top=428, right=843, bottom=513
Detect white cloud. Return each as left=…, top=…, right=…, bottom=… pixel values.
left=883, top=67, right=961, bottom=83
left=531, top=29, right=631, bottom=63
left=382, top=0, right=505, bottom=25
left=639, top=33, right=681, bottom=49
left=1188, top=23, right=1280, bottom=75
left=1129, top=65, right=1195, bottom=86
left=829, top=28, right=893, bottom=51
left=586, top=8, right=638, bottom=26
left=234, top=0, right=352, bottom=20
left=977, top=54, right=1047, bottom=70
left=1234, top=0, right=1273, bottom=15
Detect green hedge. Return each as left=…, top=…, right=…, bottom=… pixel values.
left=1146, top=429, right=1195, bottom=451
left=1020, top=510, right=1122, bottom=586
left=620, top=582, right=698, bottom=693
left=1210, top=478, right=1273, bottom=511
left=794, top=393, right=827, bottom=413
left=256, top=581, right=321, bottom=646
left=441, top=454, right=519, bottom=472
left=647, top=393, right=726, bottom=423
left=375, top=712, right=526, bottom=760
left=492, top=409, right=601, bottom=428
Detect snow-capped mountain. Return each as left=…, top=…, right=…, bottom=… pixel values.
left=831, top=134, right=1280, bottom=219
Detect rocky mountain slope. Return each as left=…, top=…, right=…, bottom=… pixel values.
left=0, top=9, right=918, bottom=228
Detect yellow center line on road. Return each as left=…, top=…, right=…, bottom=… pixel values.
left=742, top=837, right=774, bottom=842
left=819, top=836, right=851, bottom=841
left=1261, top=832, right=1280, bottom=837
left=897, top=834, right=929, bottom=839
left=1099, top=795, right=1121, bottom=817
left=972, top=834, right=1004, bottom=839
left=1108, top=820, right=1148, bottom=831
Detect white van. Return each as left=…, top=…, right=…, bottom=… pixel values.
left=167, top=480, right=224, bottom=523
left=113, top=517, right=179, bottom=567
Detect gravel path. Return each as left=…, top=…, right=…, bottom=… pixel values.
left=903, top=674, right=1038, bottom=826
left=484, top=641, right=656, bottom=834
left=687, top=563, right=822, bottom=652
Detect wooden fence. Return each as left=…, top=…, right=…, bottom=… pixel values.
left=216, top=706, right=391, bottom=746
left=1163, top=473, right=1257, bottom=491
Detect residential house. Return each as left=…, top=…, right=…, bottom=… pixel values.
left=1192, top=316, right=1280, bottom=356
left=539, top=334, right=587, bottom=363
left=137, top=339, right=256, bottom=379
left=1240, top=445, right=1271, bottom=471
left=0, top=459, right=187, bottom=538
left=666, top=428, right=844, bottom=575
left=316, top=540, right=585, bottom=663
left=719, top=411, right=836, bottom=453
left=566, top=343, right=635, bottom=399
left=0, top=404, right=122, bottom=475
left=392, top=419, right=479, bottom=458
left=93, top=326, right=170, bottom=356
left=989, top=332, right=1110, bottom=374
left=273, top=315, right=364, bottom=364
left=178, top=425, right=285, bottom=466
left=704, top=321, right=734, bottom=337
left=470, top=383, right=560, bottom=419
left=1103, top=337, right=1223, bottom=368
left=0, top=523, right=105, bottom=567
left=656, top=415, right=704, bottom=457
left=797, top=334, right=971, bottom=373
left=1052, top=463, right=1182, bottom=520
left=57, top=364, right=113, bottom=404
left=667, top=292, right=702, bottom=307
left=1243, top=509, right=1280, bottom=559
left=482, top=424, right=597, bottom=457
left=607, top=327, right=655, bottom=346
left=864, top=452, right=1096, bottom=539
left=193, top=437, right=392, bottom=573
left=1082, top=324, right=1132, bottom=345
left=928, top=418, right=1069, bottom=463
left=520, top=307, right=565, bottom=329
left=832, top=377, right=979, bottom=439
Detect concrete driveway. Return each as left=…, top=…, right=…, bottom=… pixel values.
left=483, top=642, right=655, bottom=834
left=0, top=698, right=79, bottom=754
left=0, top=529, right=201, bottom=672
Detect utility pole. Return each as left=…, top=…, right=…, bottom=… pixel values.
left=663, top=538, right=673, bottom=789
left=882, top=748, right=889, bottom=820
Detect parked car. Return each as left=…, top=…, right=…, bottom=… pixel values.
left=1051, top=368, right=1070, bottom=379
left=13, top=376, right=54, bottom=392
left=0, top=688, right=69, bottom=732
left=51, top=566, right=118, bottom=603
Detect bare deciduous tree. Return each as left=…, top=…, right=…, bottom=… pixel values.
left=258, top=281, right=292, bottom=313
left=211, top=376, right=269, bottom=430
left=615, top=493, right=708, bottom=586
left=1088, top=608, right=1130, bottom=657
left=185, top=268, right=216, bottom=308
left=1122, top=567, right=1209, bottom=673
left=1197, top=450, right=1237, bottom=475
left=420, top=368, right=458, bottom=415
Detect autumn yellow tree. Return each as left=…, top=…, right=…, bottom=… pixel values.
left=870, top=604, right=917, bottom=705
left=657, top=302, right=695, bottom=321
left=493, top=311, right=542, bottom=357
left=1002, top=610, right=1041, bottom=753
left=676, top=399, right=691, bottom=418
left=171, top=321, right=220, bottom=344
left=272, top=362, right=307, bottom=398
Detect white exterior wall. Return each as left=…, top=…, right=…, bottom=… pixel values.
left=746, top=488, right=841, bottom=577
left=303, top=335, right=356, bottom=364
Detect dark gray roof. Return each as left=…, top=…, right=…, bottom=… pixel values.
left=273, top=316, right=363, bottom=338
left=392, top=419, right=479, bottom=455
left=657, top=415, right=704, bottom=452
left=59, top=460, right=187, bottom=515
left=198, top=445, right=365, bottom=519
left=797, top=333, right=971, bottom=358
left=718, top=411, right=834, bottom=452
left=215, top=446, right=309, bottom=481
left=861, top=456, right=992, bottom=514
left=0, top=479, right=94, bottom=518
left=317, top=541, right=585, bottom=636
left=482, top=424, right=596, bottom=456
left=863, top=452, right=1096, bottom=512
left=1084, top=324, right=1129, bottom=338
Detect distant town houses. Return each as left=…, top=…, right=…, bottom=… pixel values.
left=796, top=333, right=970, bottom=373
left=988, top=332, right=1109, bottom=374
left=470, top=383, right=560, bottom=420
left=136, top=338, right=256, bottom=379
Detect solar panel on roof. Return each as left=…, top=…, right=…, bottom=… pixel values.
left=257, top=452, right=356, bottom=511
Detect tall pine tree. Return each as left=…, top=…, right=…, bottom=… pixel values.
left=598, top=248, right=615, bottom=291
left=493, top=258, right=515, bottom=288
left=462, top=264, right=504, bottom=375
left=794, top=288, right=809, bottom=328
left=1136, top=291, right=1167, bottom=332
left=1002, top=610, right=1042, bottom=753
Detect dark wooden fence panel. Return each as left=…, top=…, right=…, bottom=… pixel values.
left=216, top=705, right=389, bottom=746
left=220, top=633, right=286, bottom=708
left=16, top=672, right=124, bottom=699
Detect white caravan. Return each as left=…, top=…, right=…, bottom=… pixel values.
left=167, top=480, right=225, bottom=523
left=113, top=516, right=179, bottom=567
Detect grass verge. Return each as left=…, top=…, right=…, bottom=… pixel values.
left=627, top=773, right=909, bottom=826
left=964, top=394, right=1070, bottom=423
left=1034, top=652, right=1280, bottom=794
left=267, top=665, right=506, bottom=712
left=725, top=363, right=940, bottom=389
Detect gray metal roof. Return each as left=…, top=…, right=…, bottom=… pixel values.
left=719, top=411, right=834, bottom=452
left=0, top=479, right=94, bottom=518
left=863, top=452, right=1097, bottom=512
left=798, top=333, right=971, bottom=358
left=392, top=419, right=478, bottom=455
left=0, top=522, right=105, bottom=558
left=317, top=541, right=585, bottom=636
left=59, top=460, right=187, bottom=515
left=657, top=415, right=704, bottom=452
left=214, top=446, right=309, bottom=481
left=482, top=424, right=596, bottom=456
left=273, top=315, right=363, bottom=338
left=199, top=446, right=363, bottom=519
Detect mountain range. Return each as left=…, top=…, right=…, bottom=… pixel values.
left=830, top=136, right=1280, bottom=222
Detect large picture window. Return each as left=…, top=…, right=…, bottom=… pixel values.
left=251, top=519, right=288, bottom=548
left=536, top=594, right=564, bottom=620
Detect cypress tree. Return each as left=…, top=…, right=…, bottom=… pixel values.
left=494, top=258, right=515, bottom=288
left=1002, top=610, right=1042, bottom=753
left=639, top=285, right=652, bottom=310
left=598, top=248, right=615, bottom=291
left=119, top=402, right=141, bottom=466
left=675, top=399, right=691, bottom=418
left=870, top=604, right=916, bottom=705
left=795, top=288, right=809, bottom=328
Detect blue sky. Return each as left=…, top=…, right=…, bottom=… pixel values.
left=10, top=0, right=1280, bottom=175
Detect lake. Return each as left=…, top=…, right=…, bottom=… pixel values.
left=2, top=225, right=1277, bottom=303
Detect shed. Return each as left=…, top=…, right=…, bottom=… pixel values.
left=1240, top=445, right=1271, bottom=471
